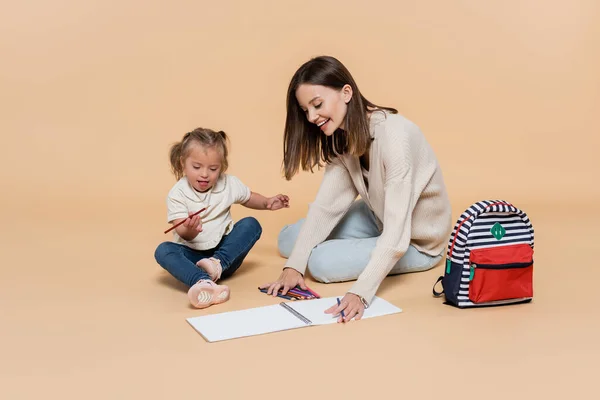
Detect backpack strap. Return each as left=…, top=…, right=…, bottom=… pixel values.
left=432, top=276, right=444, bottom=297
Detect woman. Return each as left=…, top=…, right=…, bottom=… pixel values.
left=260, top=56, right=452, bottom=322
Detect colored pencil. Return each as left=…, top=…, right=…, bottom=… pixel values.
left=283, top=292, right=305, bottom=300
left=288, top=288, right=311, bottom=298
left=258, top=288, right=295, bottom=301
left=289, top=286, right=315, bottom=297
left=164, top=207, right=207, bottom=234
left=305, top=286, right=321, bottom=299
left=289, top=287, right=311, bottom=297
left=281, top=290, right=304, bottom=298
left=337, top=297, right=345, bottom=320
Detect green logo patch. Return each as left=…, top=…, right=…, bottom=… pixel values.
left=490, top=222, right=506, bottom=240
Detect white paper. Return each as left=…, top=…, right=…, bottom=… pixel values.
left=186, top=296, right=402, bottom=342
left=288, top=296, right=403, bottom=326
left=186, top=303, right=305, bottom=342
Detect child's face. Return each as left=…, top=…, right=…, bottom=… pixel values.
left=182, top=144, right=223, bottom=192
left=295, top=84, right=352, bottom=136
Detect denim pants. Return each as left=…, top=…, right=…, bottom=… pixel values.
left=278, top=200, right=442, bottom=283
left=154, top=217, right=262, bottom=287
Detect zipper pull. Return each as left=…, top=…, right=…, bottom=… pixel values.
left=469, top=264, right=476, bottom=281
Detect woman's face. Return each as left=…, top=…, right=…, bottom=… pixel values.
left=295, top=84, right=353, bottom=136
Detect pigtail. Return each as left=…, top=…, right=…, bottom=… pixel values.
left=216, top=130, right=229, bottom=172
left=169, top=140, right=185, bottom=180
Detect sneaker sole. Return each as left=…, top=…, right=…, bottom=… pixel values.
left=188, top=286, right=230, bottom=309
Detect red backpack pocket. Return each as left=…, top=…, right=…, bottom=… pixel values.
left=468, top=244, right=533, bottom=303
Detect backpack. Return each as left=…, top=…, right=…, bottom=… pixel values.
left=432, top=200, right=535, bottom=308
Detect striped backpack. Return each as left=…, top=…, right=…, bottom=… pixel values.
left=432, top=200, right=535, bottom=308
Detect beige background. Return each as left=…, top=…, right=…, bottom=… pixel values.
left=1, top=0, right=598, bottom=399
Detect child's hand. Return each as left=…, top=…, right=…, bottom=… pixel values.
left=266, top=194, right=289, bottom=211
left=183, top=211, right=203, bottom=232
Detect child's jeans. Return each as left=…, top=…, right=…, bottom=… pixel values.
left=277, top=200, right=443, bottom=283
left=154, top=217, right=262, bottom=287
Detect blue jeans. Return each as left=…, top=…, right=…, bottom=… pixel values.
left=154, top=217, right=262, bottom=287
left=278, top=200, right=442, bottom=283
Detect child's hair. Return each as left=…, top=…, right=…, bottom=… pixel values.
left=169, top=127, right=229, bottom=180
left=283, top=55, right=398, bottom=180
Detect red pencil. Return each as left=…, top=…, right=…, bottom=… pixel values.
left=163, top=207, right=207, bottom=234
left=304, top=286, right=321, bottom=299
left=282, top=291, right=305, bottom=300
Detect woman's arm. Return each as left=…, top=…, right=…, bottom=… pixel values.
left=285, top=158, right=359, bottom=276
left=261, top=158, right=359, bottom=296
left=347, top=125, right=425, bottom=305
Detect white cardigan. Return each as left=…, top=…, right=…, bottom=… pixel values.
left=285, top=111, right=453, bottom=304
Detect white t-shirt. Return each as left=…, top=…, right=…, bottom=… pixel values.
left=166, top=174, right=252, bottom=250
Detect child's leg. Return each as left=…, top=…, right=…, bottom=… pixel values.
left=154, top=242, right=230, bottom=308
left=154, top=242, right=211, bottom=286
left=203, top=216, right=262, bottom=279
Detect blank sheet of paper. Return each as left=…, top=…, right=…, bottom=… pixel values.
left=186, top=303, right=306, bottom=342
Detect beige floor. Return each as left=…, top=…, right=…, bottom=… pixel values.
left=2, top=198, right=597, bottom=399
left=2, top=1, right=599, bottom=398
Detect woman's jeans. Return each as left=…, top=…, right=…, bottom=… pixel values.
left=154, top=217, right=262, bottom=287
left=278, top=200, right=442, bottom=283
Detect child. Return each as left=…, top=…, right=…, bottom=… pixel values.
left=154, top=127, right=289, bottom=308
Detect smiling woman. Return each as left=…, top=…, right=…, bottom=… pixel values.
left=281, top=56, right=398, bottom=181
left=260, top=55, right=453, bottom=322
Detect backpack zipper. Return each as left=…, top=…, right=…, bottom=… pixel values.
left=469, top=261, right=532, bottom=281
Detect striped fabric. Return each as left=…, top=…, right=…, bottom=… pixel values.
left=446, top=200, right=535, bottom=308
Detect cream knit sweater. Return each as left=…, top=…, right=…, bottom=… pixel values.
left=285, top=111, right=452, bottom=304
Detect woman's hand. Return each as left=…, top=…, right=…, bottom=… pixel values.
left=324, top=293, right=365, bottom=323
left=259, top=267, right=306, bottom=296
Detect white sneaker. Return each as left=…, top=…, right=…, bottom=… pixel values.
left=187, top=280, right=230, bottom=309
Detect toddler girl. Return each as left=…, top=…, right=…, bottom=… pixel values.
left=154, top=127, right=289, bottom=308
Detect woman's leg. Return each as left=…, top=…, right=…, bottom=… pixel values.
left=276, top=199, right=442, bottom=282
left=278, top=200, right=380, bottom=258
left=154, top=241, right=211, bottom=287
left=307, top=239, right=443, bottom=283
left=209, top=216, right=263, bottom=279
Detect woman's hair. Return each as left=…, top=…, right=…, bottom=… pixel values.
left=282, top=55, right=398, bottom=180
left=169, top=127, right=229, bottom=180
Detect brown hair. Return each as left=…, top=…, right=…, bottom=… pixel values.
left=282, top=55, right=398, bottom=180
left=169, top=127, right=229, bottom=180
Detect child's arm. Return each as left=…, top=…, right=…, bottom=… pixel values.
left=171, top=211, right=203, bottom=241
left=242, top=192, right=289, bottom=211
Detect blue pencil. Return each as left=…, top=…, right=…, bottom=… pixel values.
left=337, top=297, right=345, bottom=320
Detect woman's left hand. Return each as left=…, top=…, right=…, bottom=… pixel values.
left=324, top=293, right=365, bottom=323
